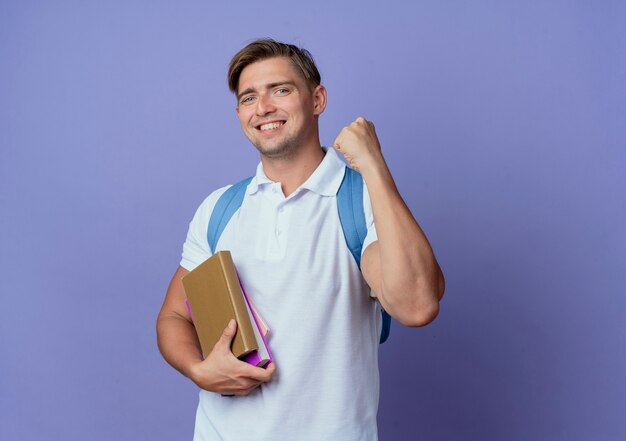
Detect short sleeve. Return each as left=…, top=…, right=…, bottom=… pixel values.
left=179, top=185, right=231, bottom=271
left=360, top=180, right=378, bottom=260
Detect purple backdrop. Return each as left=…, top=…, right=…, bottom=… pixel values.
left=1, top=1, right=625, bottom=440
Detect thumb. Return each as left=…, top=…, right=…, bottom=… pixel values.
left=217, top=319, right=237, bottom=350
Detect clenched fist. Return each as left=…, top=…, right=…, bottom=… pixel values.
left=333, top=116, right=384, bottom=173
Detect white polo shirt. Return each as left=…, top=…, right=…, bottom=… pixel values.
left=180, top=147, right=382, bottom=441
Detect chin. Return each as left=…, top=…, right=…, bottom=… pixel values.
left=253, top=138, right=300, bottom=159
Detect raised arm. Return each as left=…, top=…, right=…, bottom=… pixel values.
left=156, top=266, right=275, bottom=395
left=333, top=117, right=445, bottom=327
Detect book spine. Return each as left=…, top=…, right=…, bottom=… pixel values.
left=218, top=252, right=258, bottom=353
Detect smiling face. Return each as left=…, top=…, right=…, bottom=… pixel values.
left=236, top=57, right=326, bottom=159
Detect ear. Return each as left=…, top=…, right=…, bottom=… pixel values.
left=312, top=84, right=327, bottom=116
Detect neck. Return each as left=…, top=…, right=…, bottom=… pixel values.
left=260, top=141, right=325, bottom=197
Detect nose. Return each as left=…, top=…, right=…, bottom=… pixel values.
left=256, top=93, right=276, bottom=116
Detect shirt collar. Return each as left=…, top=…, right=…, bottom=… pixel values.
left=247, top=162, right=274, bottom=195
left=247, top=147, right=346, bottom=197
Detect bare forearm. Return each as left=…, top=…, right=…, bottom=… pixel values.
left=333, top=116, right=445, bottom=326
left=361, top=155, right=444, bottom=326
left=157, top=266, right=276, bottom=394
left=157, top=314, right=278, bottom=394
left=156, top=314, right=203, bottom=380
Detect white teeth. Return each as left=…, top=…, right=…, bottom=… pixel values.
left=260, top=122, right=283, bottom=131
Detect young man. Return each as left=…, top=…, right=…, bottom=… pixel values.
left=157, top=39, right=444, bottom=440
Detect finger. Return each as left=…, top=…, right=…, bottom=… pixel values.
left=237, top=366, right=272, bottom=383
left=234, top=388, right=255, bottom=396
left=258, top=362, right=276, bottom=381
left=333, top=132, right=343, bottom=150
left=238, top=361, right=276, bottom=383
left=218, top=375, right=260, bottom=396
left=258, top=361, right=277, bottom=381
left=215, top=319, right=237, bottom=352
left=225, top=380, right=262, bottom=396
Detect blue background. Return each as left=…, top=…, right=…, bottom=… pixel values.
left=1, top=1, right=625, bottom=439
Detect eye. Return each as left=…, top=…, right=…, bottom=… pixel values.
left=240, top=95, right=256, bottom=105
left=275, top=88, right=290, bottom=95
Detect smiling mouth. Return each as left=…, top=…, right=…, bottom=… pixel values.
left=256, top=121, right=286, bottom=132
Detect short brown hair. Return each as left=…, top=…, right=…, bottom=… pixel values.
left=228, top=39, right=321, bottom=94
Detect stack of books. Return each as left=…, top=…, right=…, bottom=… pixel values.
left=182, top=251, right=272, bottom=367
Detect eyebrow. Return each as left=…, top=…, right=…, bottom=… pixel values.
left=237, top=81, right=297, bottom=100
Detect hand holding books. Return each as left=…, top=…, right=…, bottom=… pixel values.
left=182, top=250, right=274, bottom=395
left=187, top=319, right=276, bottom=396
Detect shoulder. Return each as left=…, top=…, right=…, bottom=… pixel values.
left=194, top=184, right=233, bottom=215
left=188, top=174, right=260, bottom=229
left=186, top=184, right=233, bottom=229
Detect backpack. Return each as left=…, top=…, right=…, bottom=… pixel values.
left=206, top=167, right=392, bottom=344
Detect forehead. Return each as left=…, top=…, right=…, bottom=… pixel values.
left=238, top=57, right=304, bottom=93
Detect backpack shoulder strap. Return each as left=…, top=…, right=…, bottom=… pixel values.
left=337, top=167, right=368, bottom=268
left=207, top=177, right=253, bottom=253
left=337, top=167, right=392, bottom=344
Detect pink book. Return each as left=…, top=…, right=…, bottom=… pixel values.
left=238, top=276, right=272, bottom=367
